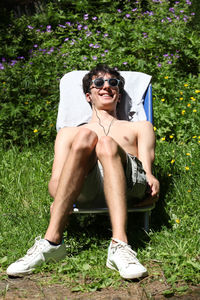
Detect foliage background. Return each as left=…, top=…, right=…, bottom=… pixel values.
left=0, top=0, right=200, bottom=294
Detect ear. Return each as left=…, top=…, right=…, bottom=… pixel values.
left=86, top=92, right=91, bottom=103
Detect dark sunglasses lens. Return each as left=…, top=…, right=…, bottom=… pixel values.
left=94, top=78, right=104, bottom=87
left=108, top=78, right=118, bottom=86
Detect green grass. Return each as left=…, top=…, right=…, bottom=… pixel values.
left=0, top=141, right=199, bottom=293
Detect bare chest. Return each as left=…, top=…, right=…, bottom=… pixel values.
left=83, top=121, right=138, bottom=155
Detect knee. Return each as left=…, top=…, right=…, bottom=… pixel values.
left=96, top=136, right=118, bottom=160
left=71, top=128, right=98, bottom=154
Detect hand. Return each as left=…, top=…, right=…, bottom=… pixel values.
left=134, top=174, right=160, bottom=207
left=146, top=173, right=160, bottom=198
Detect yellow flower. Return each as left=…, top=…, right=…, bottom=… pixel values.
left=179, top=97, right=183, bottom=101
left=181, top=110, right=186, bottom=115
left=50, top=124, right=54, bottom=127
left=33, top=129, right=38, bottom=133
left=153, top=126, right=157, bottom=131
left=171, top=159, right=175, bottom=164
left=161, top=137, right=166, bottom=141
left=175, top=219, right=180, bottom=224
left=164, top=76, right=169, bottom=79
left=187, top=103, right=191, bottom=107
left=195, top=89, right=200, bottom=93
left=46, top=101, right=51, bottom=104
left=198, top=136, right=200, bottom=139
left=169, top=135, right=174, bottom=139
left=161, top=98, right=165, bottom=102
left=24, top=101, right=28, bottom=105
left=187, top=190, right=191, bottom=193
left=179, top=91, right=183, bottom=95
left=185, top=166, right=189, bottom=171
left=184, top=84, right=188, bottom=87
left=192, top=136, right=197, bottom=139
left=190, top=97, right=196, bottom=101
left=2, top=82, right=6, bottom=85
left=168, top=174, right=172, bottom=177
left=193, top=109, right=197, bottom=113
left=186, top=153, right=191, bottom=156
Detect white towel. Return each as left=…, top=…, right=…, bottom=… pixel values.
left=56, top=70, right=151, bottom=131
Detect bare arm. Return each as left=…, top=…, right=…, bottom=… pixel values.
left=137, top=121, right=160, bottom=198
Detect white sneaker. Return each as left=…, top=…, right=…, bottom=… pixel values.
left=7, top=236, right=67, bottom=276
left=106, top=238, right=148, bottom=279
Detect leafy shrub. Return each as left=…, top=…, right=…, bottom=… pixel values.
left=0, top=0, right=199, bottom=146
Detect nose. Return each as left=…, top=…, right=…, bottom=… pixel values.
left=103, top=79, right=110, bottom=89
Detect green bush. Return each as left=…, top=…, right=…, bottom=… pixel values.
left=0, top=0, right=199, bottom=146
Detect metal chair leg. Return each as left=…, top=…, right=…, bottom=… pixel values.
left=144, top=211, right=150, bottom=232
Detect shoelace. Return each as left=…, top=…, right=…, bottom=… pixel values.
left=17, top=236, right=45, bottom=262
left=115, top=244, right=139, bottom=265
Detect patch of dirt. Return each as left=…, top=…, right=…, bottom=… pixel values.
left=0, top=264, right=199, bottom=300
left=0, top=275, right=199, bottom=300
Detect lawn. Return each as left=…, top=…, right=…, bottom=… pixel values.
left=0, top=0, right=199, bottom=297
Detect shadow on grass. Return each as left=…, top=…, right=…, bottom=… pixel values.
left=65, top=166, right=173, bottom=252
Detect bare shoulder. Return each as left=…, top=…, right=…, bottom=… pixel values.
left=116, top=120, right=153, bottom=130
left=129, top=120, right=153, bottom=131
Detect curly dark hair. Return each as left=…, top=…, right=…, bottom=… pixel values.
left=82, top=64, right=125, bottom=95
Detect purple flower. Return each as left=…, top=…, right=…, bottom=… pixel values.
left=101, top=53, right=105, bottom=57
left=167, top=61, right=172, bottom=64
left=123, top=62, right=128, bottom=65
left=27, top=25, right=34, bottom=29
left=0, top=63, right=4, bottom=70
left=83, top=56, right=87, bottom=60
left=117, top=9, right=122, bottom=13
left=66, top=22, right=71, bottom=26
left=169, top=7, right=175, bottom=13
left=83, top=25, right=88, bottom=30
left=46, top=25, right=51, bottom=31
left=92, top=16, right=97, bottom=20
left=59, top=24, right=66, bottom=28
left=125, top=14, right=131, bottom=18
left=34, top=44, right=38, bottom=48
left=163, top=54, right=169, bottom=57
left=11, top=60, right=17, bottom=66
left=132, top=8, right=137, bottom=12
left=104, top=50, right=109, bottom=53
left=84, top=14, right=88, bottom=20
left=86, top=31, right=92, bottom=37
left=89, top=43, right=94, bottom=47
left=180, top=10, right=184, bottom=13
left=92, top=56, right=97, bottom=60
left=77, top=24, right=82, bottom=30
left=2, top=58, right=6, bottom=62
left=104, top=33, right=108, bottom=37
left=157, top=63, right=162, bottom=67
left=64, top=38, right=69, bottom=41
left=191, top=12, right=195, bottom=15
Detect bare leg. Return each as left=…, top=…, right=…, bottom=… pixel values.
left=45, top=128, right=98, bottom=243
left=96, top=136, right=128, bottom=243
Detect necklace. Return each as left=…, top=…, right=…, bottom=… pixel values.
left=94, top=105, right=115, bottom=136
left=98, top=117, right=115, bottom=136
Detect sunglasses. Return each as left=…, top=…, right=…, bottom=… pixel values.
left=92, top=77, right=120, bottom=88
